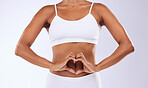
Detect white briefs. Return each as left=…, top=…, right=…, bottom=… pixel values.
left=46, top=72, right=102, bottom=88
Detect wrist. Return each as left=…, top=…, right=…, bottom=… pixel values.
left=95, top=64, right=101, bottom=72
left=48, top=62, right=54, bottom=70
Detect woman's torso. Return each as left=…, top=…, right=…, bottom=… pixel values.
left=46, top=1, right=102, bottom=77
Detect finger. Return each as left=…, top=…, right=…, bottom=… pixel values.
left=75, top=59, right=90, bottom=72
left=66, top=52, right=75, bottom=59
left=51, top=54, right=75, bottom=72
left=75, top=69, right=83, bottom=75
left=75, top=60, right=94, bottom=73
left=56, top=63, right=67, bottom=70
left=69, top=52, right=75, bottom=57
left=76, top=58, right=87, bottom=67
left=76, top=53, right=87, bottom=64
left=65, top=52, right=76, bottom=63
left=71, top=57, right=78, bottom=63
left=83, top=65, right=92, bottom=73
left=58, top=65, right=67, bottom=71
left=51, top=64, right=64, bottom=71
left=58, top=65, right=75, bottom=74
left=76, top=57, right=92, bottom=72
left=84, top=64, right=96, bottom=73
left=59, top=57, right=75, bottom=68
left=66, top=67, right=75, bottom=74
left=76, top=52, right=85, bottom=59
left=69, top=68, right=75, bottom=74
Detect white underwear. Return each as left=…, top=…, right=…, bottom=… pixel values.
left=46, top=72, right=102, bottom=88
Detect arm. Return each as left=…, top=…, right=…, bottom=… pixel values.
left=15, top=5, right=53, bottom=69
left=95, top=4, right=135, bottom=72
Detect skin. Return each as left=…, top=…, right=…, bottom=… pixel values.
left=15, top=0, right=135, bottom=77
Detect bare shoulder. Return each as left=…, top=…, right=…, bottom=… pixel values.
left=94, top=3, right=109, bottom=11
left=38, top=5, right=55, bottom=28
left=37, top=5, right=54, bottom=16
left=94, top=3, right=115, bottom=26
left=94, top=3, right=108, bottom=10
left=93, top=3, right=109, bottom=26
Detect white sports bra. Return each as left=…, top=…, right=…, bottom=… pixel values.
left=48, top=2, right=102, bottom=47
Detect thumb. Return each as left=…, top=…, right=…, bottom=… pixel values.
left=75, top=69, right=83, bottom=75
left=68, top=68, right=76, bottom=74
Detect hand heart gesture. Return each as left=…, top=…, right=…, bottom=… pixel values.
left=50, top=52, right=97, bottom=75
left=50, top=52, right=77, bottom=74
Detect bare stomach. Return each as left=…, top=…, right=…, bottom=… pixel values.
left=50, top=42, right=97, bottom=77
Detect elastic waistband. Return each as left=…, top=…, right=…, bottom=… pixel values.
left=47, top=72, right=99, bottom=81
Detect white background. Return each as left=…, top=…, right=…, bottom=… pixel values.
left=0, top=0, right=147, bottom=88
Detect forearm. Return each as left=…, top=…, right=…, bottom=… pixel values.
left=15, top=45, right=53, bottom=69
left=95, top=43, right=134, bottom=72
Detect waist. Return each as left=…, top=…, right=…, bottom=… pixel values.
left=50, top=70, right=92, bottom=78
left=52, top=42, right=96, bottom=64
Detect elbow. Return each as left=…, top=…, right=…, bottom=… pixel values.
left=15, top=45, right=21, bottom=56
left=15, top=43, right=25, bottom=56
left=128, top=44, right=135, bottom=53
left=15, top=43, right=30, bottom=56
left=119, top=39, right=135, bottom=53
left=125, top=42, right=135, bottom=53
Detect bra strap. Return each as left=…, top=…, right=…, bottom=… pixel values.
left=54, top=4, right=57, bottom=15
left=89, top=2, right=94, bottom=14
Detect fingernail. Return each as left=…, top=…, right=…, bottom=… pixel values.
left=73, top=59, right=76, bottom=63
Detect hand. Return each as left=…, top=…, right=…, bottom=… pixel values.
left=50, top=52, right=98, bottom=75
left=75, top=52, right=97, bottom=75
left=50, top=52, right=77, bottom=74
